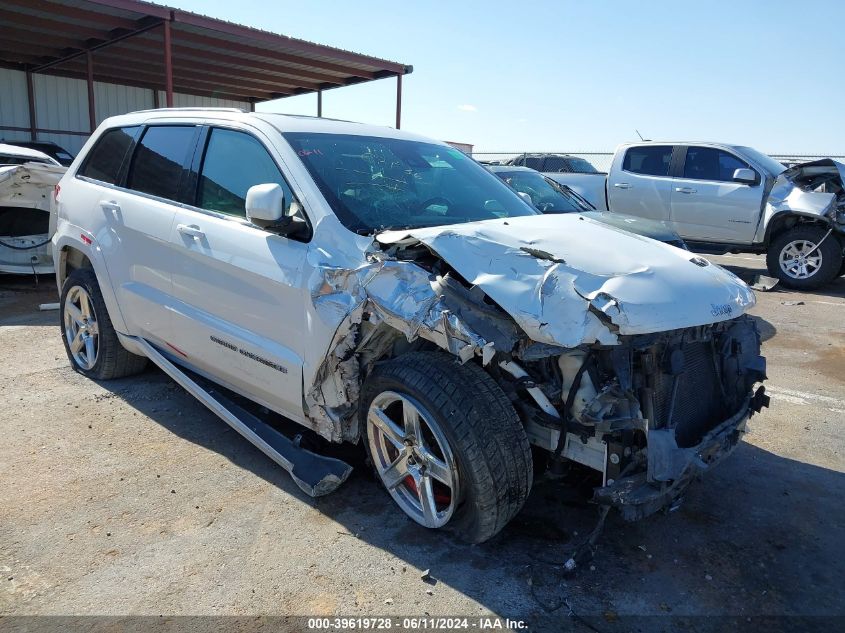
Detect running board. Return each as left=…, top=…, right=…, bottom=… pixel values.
left=133, top=337, right=352, bottom=497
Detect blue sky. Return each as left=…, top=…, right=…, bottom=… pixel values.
left=167, top=0, right=844, bottom=153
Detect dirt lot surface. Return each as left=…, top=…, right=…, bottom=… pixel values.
left=1, top=254, right=844, bottom=632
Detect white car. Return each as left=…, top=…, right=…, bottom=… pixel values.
left=53, top=109, right=768, bottom=542
left=0, top=143, right=66, bottom=274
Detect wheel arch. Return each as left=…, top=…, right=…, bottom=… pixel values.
left=764, top=212, right=836, bottom=246
left=54, top=232, right=128, bottom=334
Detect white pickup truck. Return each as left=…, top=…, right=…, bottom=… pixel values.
left=547, top=143, right=845, bottom=289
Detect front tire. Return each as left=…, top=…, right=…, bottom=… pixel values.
left=766, top=226, right=843, bottom=290
left=361, top=352, right=532, bottom=543
left=60, top=268, right=147, bottom=380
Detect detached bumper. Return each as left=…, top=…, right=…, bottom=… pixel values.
left=594, top=386, right=769, bottom=521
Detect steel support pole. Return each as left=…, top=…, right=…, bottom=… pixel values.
left=25, top=70, right=36, bottom=140
left=163, top=20, right=174, bottom=107
left=395, top=73, right=402, bottom=129
left=317, top=89, right=322, bottom=117
left=86, top=50, right=96, bottom=132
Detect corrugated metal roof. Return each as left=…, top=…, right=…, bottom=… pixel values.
left=0, top=0, right=412, bottom=103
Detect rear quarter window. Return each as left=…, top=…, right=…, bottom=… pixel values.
left=78, top=127, right=139, bottom=184
left=622, top=146, right=673, bottom=177
left=126, top=125, right=197, bottom=201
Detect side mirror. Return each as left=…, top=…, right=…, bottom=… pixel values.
left=246, top=183, right=285, bottom=224
left=732, top=168, right=757, bottom=185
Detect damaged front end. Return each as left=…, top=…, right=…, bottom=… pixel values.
left=760, top=158, right=845, bottom=239
left=518, top=316, right=768, bottom=520
left=302, top=213, right=767, bottom=519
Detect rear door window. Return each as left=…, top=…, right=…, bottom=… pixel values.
left=622, top=146, right=673, bottom=177
left=683, top=146, right=752, bottom=182
left=126, top=126, right=197, bottom=201
left=78, top=127, right=139, bottom=184
left=196, top=128, right=294, bottom=218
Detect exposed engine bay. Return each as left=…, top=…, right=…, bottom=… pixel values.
left=763, top=158, right=845, bottom=234
left=510, top=316, right=767, bottom=519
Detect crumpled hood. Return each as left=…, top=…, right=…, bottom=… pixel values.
left=378, top=214, right=756, bottom=347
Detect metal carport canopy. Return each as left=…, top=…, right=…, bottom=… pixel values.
left=0, top=0, right=412, bottom=131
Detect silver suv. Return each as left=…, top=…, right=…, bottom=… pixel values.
left=53, top=109, right=769, bottom=542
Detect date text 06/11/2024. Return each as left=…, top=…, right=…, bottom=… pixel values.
left=306, top=617, right=529, bottom=630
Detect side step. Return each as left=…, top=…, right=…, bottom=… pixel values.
left=133, top=337, right=352, bottom=497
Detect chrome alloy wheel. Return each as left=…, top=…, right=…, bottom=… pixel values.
left=367, top=391, right=459, bottom=528
left=64, top=285, right=99, bottom=370
left=779, top=239, right=823, bottom=279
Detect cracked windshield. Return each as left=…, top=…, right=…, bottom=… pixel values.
left=284, top=132, right=537, bottom=234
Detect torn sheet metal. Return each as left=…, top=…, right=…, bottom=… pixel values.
left=0, top=160, right=66, bottom=275
left=758, top=158, right=845, bottom=240
left=378, top=214, right=756, bottom=348
left=303, top=249, right=519, bottom=441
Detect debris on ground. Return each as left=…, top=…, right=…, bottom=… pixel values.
left=750, top=275, right=780, bottom=291
left=781, top=301, right=805, bottom=306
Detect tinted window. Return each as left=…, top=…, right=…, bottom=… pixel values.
left=197, top=128, right=293, bottom=217
left=542, top=156, right=599, bottom=174
left=622, top=146, right=673, bottom=177
left=0, top=154, right=50, bottom=166
left=683, top=147, right=752, bottom=182
left=127, top=126, right=196, bottom=200
left=79, top=127, right=138, bottom=184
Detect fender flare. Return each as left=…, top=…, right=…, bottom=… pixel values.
left=53, top=225, right=129, bottom=334
left=762, top=210, right=838, bottom=247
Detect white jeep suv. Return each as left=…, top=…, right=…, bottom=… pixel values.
left=53, top=109, right=768, bottom=542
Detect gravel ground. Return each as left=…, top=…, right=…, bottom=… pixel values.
left=1, top=255, right=843, bottom=632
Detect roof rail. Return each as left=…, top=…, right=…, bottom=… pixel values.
left=131, top=107, right=246, bottom=114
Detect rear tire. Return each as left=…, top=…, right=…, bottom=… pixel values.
left=361, top=352, right=532, bottom=543
left=60, top=267, right=148, bottom=380
left=766, top=226, right=842, bottom=290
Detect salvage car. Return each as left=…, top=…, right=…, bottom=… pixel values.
left=0, top=143, right=65, bottom=274
left=2, top=140, right=76, bottom=167
left=488, top=165, right=688, bottom=249
left=53, top=110, right=768, bottom=542
left=548, top=142, right=845, bottom=289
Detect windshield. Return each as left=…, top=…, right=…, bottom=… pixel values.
left=284, top=133, right=537, bottom=233
left=496, top=170, right=592, bottom=213
left=735, top=146, right=785, bottom=176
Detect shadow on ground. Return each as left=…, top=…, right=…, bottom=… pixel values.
left=91, top=365, right=845, bottom=632
left=0, top=274, right=57, bottom=327
left=713, top=260, right=845, bottom=301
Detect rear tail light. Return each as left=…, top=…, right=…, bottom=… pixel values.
left=54, top=183, right=61, bottom=200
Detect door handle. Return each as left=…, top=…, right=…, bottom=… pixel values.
left=675, top=187, right=697, bottom=194
left=177, top=223, right=205, bottom=239
left=99, top=199, right=121, bottom=218
left=613, top=183, right=632, bottom=189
